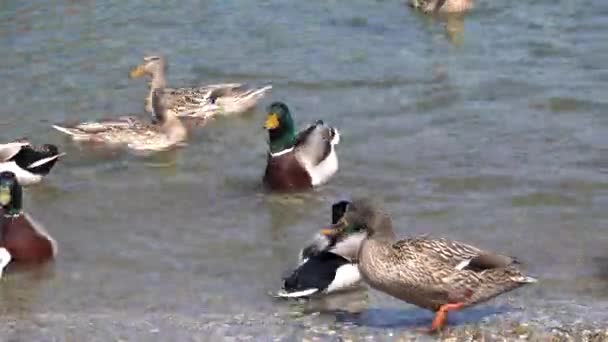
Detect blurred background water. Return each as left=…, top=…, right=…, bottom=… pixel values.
left=0, top=0, right=607, bottom=340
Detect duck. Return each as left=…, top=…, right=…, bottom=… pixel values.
left=409, top=0, right=473, bottom=13
left=129, top=55, right=272, bottom=119
left=0, top=171, right=57, bottom=278
left=52, top=88, right=187, bottom=153
left=263, top=102, right=340, bottom=192
left=320, top=198, right=537, bottom=333
left=0, top=141, right=64, bottom=186
left=276, top=200, right=365, bottom=298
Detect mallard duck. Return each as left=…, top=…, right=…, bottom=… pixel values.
left=129, top=55, right=272, bottom=119
left=321, top=198, right=537, bottom=332
left=0, top=171, right=57, bottom=278
left=0, top=141, right=64, bottom=186
left=53, top=88, right=187, bottom=152
left=410, top=0, right=473, bottom=13
left=263, top=102, right=340, bottom=192
left=276, top=200, right=365, bottom=298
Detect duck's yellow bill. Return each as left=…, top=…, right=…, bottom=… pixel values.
left=319, top=227, right=337, bottom=236
left=129, top=65, right=145, bottom=79
left=0, top=187, right=10, bottom=206
left=264, top=113, right=279, bottom=130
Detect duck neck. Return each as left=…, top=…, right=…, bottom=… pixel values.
left=161, top=115, right=187, bottom=144
left=2, top=187, right=22, bottom=217
left=268, top=126, right=295, bottom=154
left=146, top=72, right=167, bottom=113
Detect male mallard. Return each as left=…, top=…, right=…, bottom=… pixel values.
left=52, top=88, right=187, bottom=153
left=410, top=0, right=473, bottom=13
left=263, top=102, right=340, bottom=192
left=129, top=55, right=272, bottom=119
left=0, top=141, right=64, bottom=186
left=276, top=200, right=365, bottom=298
left=0, top=171, right=57, bottom=278
left=321, top=198, right=537, bottom=332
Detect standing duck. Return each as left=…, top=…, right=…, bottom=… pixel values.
left=53, top=88, right=187, bottom=153
left=276, top=200, right=365, bottom=298
left=129, top=55, right=272, bottom=119
left=410, top=0, right=473, bottom=13
left=263, top=102, right=340, bottom=192
left=0, top=171, right=57, bottom=278
left=321, top=198, right=537, bottom=332
left=0, top=141, right=64, bottom=186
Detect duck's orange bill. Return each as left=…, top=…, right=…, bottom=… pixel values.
left=129, top=65, right=145, bottom=79
left=319, top=228, right=337, bottom=236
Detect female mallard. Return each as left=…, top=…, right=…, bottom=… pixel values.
left=0, top=171, right=57, bottom=278
left=410, top=0, right=473, bottom=13
left=52, top=88, right=187, bottom=152
left=277, top=200, right=365, bottom=298
left=0, top=141, right=64, bottom=186
left=263, top=102, right=340, bottom=192
left=129, top=55, right=272, bottom=119
left=321, top=198, right=537, bottom=332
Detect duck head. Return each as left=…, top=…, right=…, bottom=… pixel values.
left=0, top=171, right=22, bottom=215
left=129, top=55, right=167, bottom=80
left=320, top=198, right=395, bottom=242
left=300, top=200, right=366, bottom=261
left=264, top=102, right=296, bottom=154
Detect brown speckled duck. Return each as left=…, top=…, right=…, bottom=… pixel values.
left=410, top=0, right=473, bottom=13
left=0, top=171, right=57, bottom=278
left=129, top=55, right=272, bottom=119
left=53, top=88, right=187, bottom=153
left=321, top=198, right=537, bottom=333
left=263, top=102, right=340, bottom=192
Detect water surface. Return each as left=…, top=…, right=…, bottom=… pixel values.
left=0, top=0, right=607, bottom=340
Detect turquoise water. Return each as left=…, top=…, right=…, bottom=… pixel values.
left=0, top=0, right=607, bottom=339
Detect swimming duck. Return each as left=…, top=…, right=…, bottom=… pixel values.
left=276, top=200, right=365, bottom=298
left=0, top=141, right=64, bottom=186
left=410, top=0, right=473, bottom=13
left=52, top=88, right=187, bottom=153
left=321, top=198, right=537, bottom=333
left=263, top=102, right=340, bottom=192
left=129, top=55, right=272, bottom=119
left=0, top=171, right=57, bottom=278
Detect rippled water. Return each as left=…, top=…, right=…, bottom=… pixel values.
left=1, top=0, right=607, bottom=339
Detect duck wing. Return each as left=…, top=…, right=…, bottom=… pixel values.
left=293, top=121, right=339, bottom=167
left=393, top=237, right=518, bottom=271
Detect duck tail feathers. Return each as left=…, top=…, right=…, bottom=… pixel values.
left=27, top=153, right=66, bottom=169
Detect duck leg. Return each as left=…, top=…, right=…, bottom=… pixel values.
left=429, top=302, right=464, bottom=332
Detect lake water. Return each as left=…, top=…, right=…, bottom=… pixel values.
left=0, top=0, right=607, bottom=340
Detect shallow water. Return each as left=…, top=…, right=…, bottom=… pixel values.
left=0, top=0, right=607, bottom=340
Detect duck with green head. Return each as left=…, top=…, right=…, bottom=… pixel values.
left=0, top=171, right=57, bottom=278
left=275, top=200, right=365, bottom=298
left=321, top=198, right=537, bottom=333
left=263, top=102, right=340, bottom=192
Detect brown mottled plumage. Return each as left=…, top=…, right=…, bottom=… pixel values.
left=322, top=198, right=537, bottom=332
left=410, top=0, right=473, bottom=13
left=53, top=88, right=187, bottom=153
left=129, top=55, right=272, bottom=119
